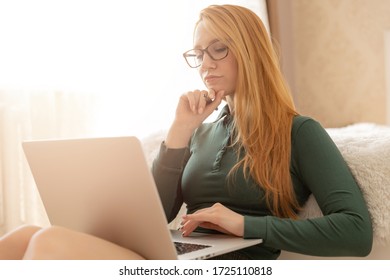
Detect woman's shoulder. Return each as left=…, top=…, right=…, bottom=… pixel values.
left=291, top=115, right=327, bottom=142
left=292, top=115, right=315, bottom=127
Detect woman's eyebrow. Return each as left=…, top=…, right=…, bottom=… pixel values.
left=193, top=38, right=219, bottom=49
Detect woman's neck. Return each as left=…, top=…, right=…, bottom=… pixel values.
left=225, top=95, right=235, bottom=114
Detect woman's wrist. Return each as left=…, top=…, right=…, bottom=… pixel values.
left=165, top=121, right=195, bottom=149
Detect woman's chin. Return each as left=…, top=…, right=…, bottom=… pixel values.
left=206, top=86, right=226, bottom=94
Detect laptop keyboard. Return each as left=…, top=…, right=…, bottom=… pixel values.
left=174, top=242, right=211, bottom=255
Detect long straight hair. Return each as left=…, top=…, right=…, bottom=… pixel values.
left=197, top=5, right=300, bottom=218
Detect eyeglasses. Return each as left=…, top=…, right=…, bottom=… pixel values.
left=183, top=40, right=229, bottom=68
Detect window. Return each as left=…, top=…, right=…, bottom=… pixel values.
left=0, top=0, right=268, bottom=138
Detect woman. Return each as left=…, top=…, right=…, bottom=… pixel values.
left=0, top=4, right=372, bottom=260
left=151, top=4, right=372, bottom=259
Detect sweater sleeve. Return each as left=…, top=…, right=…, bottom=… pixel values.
left=151, top=142, right=190, bottom=223
left=244, top=118, right=373, bottom=257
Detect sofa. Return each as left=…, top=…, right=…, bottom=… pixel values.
left=141, top=122, right=390, bottom=259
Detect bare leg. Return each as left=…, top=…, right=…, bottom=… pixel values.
left=0, top=225, right=42, bottom=259
left=23, top=226, right=145, bottom=260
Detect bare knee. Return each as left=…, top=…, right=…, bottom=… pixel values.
left=1, top=225, right=42, bottom=239
left=0, top=225, right=42, bottom=260
left=23, top=226, right=71, bottom=260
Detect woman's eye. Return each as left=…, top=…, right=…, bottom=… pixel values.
left=215, top=47, right=227, bottom=52
left=211, top=43, right=227, bottom=53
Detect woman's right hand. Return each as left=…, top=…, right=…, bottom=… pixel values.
left=165, top=89, right=224, bottom=148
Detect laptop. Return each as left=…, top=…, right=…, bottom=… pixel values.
left=22, top=136, right=262, bottom=260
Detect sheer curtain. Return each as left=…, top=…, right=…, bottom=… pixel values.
left=0, top=0, right=268, bottom=235
left=0, top=91, right=96, bottom=232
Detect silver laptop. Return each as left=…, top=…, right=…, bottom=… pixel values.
left=22, top=136, right=262, bottom=260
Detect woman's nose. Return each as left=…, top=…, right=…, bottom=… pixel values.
left=200, top=52, right=216, bottom=70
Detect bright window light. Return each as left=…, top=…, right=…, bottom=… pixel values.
left=0, top=0, right=267, bottom=137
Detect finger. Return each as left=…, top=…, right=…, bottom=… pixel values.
left=181, top=208, right=210, bottom=224
left=204, top=94, right=213, bottom=106
left=183, top=212, right=215, bottom=226
left=186, top=91, right=198, bottom=113
left=204, top=90, right=225, bottom=114
left=197, top=90, right=209, bottom=114
left=207, top=88, right=216, bottom=101
left=182, top=206, right=208, bottom=217
left=181, top=220, right=200, bottom=237
left=180, top=208, right=211, bottom=236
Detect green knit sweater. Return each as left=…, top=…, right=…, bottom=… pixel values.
left=152, top=106, right=373, bottom=259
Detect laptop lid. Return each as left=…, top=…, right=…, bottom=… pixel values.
left=23, top=136, right=179, bottom=259
left=22, top=136, right=262, bottom=260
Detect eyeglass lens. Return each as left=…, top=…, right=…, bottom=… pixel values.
left=184, top=41, right=228, bottom=68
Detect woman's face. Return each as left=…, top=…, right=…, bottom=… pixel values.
left=193, top=21, right=238, bottom=96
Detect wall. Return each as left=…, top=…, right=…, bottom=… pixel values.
left=268, top=0, right=390, bottom=127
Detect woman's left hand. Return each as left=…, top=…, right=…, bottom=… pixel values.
left=180, top=203, right=244, bottom=237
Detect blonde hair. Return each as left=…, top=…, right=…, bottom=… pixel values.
left=197, top=5, right=300, bottom=218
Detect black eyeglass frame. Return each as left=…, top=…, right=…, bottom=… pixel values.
left=182, top=40, right=229, bottom=68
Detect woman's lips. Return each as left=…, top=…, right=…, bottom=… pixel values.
left=204, top=75, right=221, bottom=84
